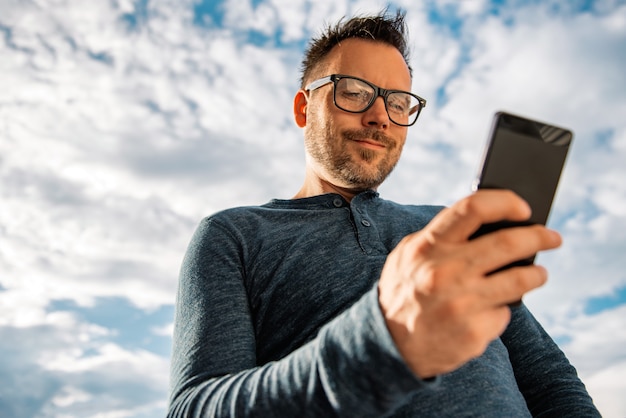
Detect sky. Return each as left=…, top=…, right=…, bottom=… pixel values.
left=0, top=0, right=625, bottom=417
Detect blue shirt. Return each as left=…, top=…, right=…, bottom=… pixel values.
left=168, top=191, right=599, bottom=417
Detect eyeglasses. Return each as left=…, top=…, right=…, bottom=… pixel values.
left=305, top=74, right=426, bottom=127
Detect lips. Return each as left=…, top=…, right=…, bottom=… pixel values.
left=343, top=129, right=393, bottom=149
left=354, top=139, right=386, bottom=149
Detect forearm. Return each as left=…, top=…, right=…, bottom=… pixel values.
left=168, top=288, right=434, bottom=418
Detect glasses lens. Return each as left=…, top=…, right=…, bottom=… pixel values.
left=334, top=77, right=375, bottom=112
left=332, top=76, right=423, bottom=126
left=387, top=92, right=421, bottom=126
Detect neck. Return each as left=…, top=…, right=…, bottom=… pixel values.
left=292, top=169, right=378, bottom=202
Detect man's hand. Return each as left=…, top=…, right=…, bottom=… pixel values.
left=378, top=190, right=562, bottom=379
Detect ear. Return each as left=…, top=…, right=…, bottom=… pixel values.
left=293, top=89, right=308, bottom=128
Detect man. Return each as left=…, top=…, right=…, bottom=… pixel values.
left=168, top=9, right=599, bottom=417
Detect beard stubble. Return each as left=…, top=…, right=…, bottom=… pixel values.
left=305, top=126, right=402, bottom=190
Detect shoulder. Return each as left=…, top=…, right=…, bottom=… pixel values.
left=195, top=205, right=271, bottom=237
left=194, top=199, right=322, bottom=241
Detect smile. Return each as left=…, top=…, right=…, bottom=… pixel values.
left=352, top=139, right=386, bottom=150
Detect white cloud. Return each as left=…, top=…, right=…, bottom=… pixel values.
left=585, top=359, right=626, bottom=418
left=1, top=0, right=625, bottom=416
left=0, top=310, right=167, bottom=417
left=552, top=305, right=626, bottom=417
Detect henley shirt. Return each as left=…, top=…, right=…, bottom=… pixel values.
left=168, top=191, right=599, bottom=417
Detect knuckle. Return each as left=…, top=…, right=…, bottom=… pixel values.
left=413, top=233, right=437, bottom=255
left=490, top=188, right=520, bottom=203
left=504, top=268, right=527, bottom=290
left=415, top=256, right=463, bottom=295
left=509, top=265, right=545, bottom=290
left=501, top=189, right=520, bottom=201
left=493, top=229, right=519, bottom=251
left=415, top=260, right=443, bottom=294
left=455, top=194, right=481, bottom=217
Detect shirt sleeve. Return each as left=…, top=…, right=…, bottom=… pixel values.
left=500, top=304, right=601, bottom=417
left=167, top=217, right=437, bottom=418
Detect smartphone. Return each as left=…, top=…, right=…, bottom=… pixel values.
left=470, top=111, right=573, bottom=278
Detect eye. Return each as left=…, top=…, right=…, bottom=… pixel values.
left=387, top=94, right=410, bottom=114
left=341, top=89, right=370, bottom=102
left=338, top=78, right=373, bottom=102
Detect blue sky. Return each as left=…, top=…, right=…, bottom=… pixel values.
left=1, top=0, right=625, bottom=416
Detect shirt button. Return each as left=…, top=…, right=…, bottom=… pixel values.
left=333, top=198, right=343, bottom=208
left=361, top=219, right=371, bottom=227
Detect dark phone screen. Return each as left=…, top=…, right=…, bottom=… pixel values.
left=470, top=113, right=573, bottom=280
left=475, top=112, right=573, bottom=226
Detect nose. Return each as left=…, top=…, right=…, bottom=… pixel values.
left=361, top=96, right=390, bottom=129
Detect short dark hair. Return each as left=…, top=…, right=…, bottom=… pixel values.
left=300, top=8, right=412, bottom=87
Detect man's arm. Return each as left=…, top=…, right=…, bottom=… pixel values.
left=501, top=304, right=601, bottom=417
left=378, top=189, right=561, bottom=379
left=167, top=217, right=433, bottom=418
left=377, top=189, right=598, bottom=414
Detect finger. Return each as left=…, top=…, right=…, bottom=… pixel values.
left=464, top=224, right=562, bottom=275
left=426, top=190, right=531, bottom=243
left=481, top=264, right=549, bottom=307
left=472, top=305, right=512, bottom=346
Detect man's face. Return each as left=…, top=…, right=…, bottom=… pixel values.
left=301, top=38, right=412, bottom=191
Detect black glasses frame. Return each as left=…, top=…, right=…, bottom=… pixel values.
left=305, top=74, right=427, bottom=127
